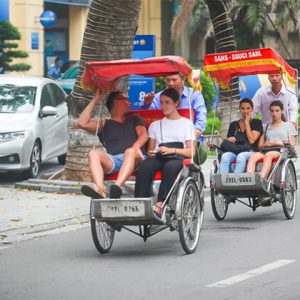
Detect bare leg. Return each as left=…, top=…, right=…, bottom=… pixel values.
left=88, top=150, right=113, bottom=197
left=260, top=151, right=280, bottom=180
left=115, top=147, right=142, bottom=187
left=246, top=152, right=264, bottom=173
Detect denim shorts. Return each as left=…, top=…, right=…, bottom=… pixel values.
left=107, top=153, right=125, bottom=174
left=107, top=153, right=147, bottom=174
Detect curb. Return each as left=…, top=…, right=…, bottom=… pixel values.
left=15, top=178, right=212, bottom=197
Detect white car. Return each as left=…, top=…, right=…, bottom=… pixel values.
left=0, top=75, right=69, bottom=178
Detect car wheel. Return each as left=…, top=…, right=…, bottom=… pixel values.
left=24, top=141, right=41, bottom=179
left=58, top=153, right=67, bottom=165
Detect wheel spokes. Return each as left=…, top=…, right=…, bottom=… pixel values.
left=97, top=221, right=113, bottom=249
left=182, top=186, right=200, bottom=244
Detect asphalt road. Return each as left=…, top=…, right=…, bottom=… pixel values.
left=1, top=191, right=300, bottom=300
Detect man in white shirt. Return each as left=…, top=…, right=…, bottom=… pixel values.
left=252, top=72, right=298, bottom=127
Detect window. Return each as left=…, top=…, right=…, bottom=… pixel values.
left=40, top=84, right=54, bottom=108
left=48, top=84, right=66, bottom=107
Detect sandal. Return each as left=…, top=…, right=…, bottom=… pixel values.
left=81, top=185, right=103, bottom=199
left=110, top=184, right=123, bottom=198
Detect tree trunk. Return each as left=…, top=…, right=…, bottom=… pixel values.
left=205, top=0, right=240, bottom=138
left=60, top=0, right=141, bottom=181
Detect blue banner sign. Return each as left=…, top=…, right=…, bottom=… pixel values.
left=129, top=35, right=156, bottom=110
left=31, top=32, right=39, bottom=50
left=0, top=0, right=9, bottom=21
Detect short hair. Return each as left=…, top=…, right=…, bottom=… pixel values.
left=106, top=91, right=122, bottom=112
left=160, top=87, right=180, bottom=103
left=55, top=56, right=62, bottom=63
left=239, top=97, right=253, bottom=108
left=167, top=72, right=184, bottom=79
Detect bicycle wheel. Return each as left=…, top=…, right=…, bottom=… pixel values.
left=178, top=179, right=204, bottom=254
left=281, top=162, right=297, bottom=219
left=211, top=189, right=228, bottom=221
left=90, top=202, right=115, bottom=253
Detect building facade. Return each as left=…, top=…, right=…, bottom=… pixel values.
left=2, top=0, right=161, bottom=76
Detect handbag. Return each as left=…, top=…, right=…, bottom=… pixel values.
left=220, top=139, right=251, bottom=155
left=155, top=120, right=185, bottom=160
left=220, top=121, right=251, bottom=155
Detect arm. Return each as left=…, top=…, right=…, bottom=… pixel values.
left=288, top=93, right=298, bottom=127
left=47, top=67, right=54, bottom=79
left=147, top=138, right=156, bottom=158
left=289, top=135, right=297, bottom=149
left=77, top=89, right=106, bottom=134
left=245, top=115, right=261, bottom=144
left=257, top=134, right=266, bottom=149
left=133, top=125, right=148, bottom=150
left=149, top=93, right=161, bottom=110
left=192, top=93, right=207, bottom=136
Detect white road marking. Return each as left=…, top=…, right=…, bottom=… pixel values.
left=207, top=259, right=296, bottom=288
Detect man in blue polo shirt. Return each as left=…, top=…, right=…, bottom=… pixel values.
left=143, top=73, right=207, bottom=138
left=47, top=56, right=63, bottom=80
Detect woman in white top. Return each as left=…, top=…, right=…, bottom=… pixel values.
left=134, top=87, right=196, bottom=217
left=247, top=100, right=297, bottom=180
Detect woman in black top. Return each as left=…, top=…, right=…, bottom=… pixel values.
left=219, top=98, right=263, bottom=173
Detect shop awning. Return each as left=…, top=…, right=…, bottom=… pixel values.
left=203, top=48, right=297, bottom=88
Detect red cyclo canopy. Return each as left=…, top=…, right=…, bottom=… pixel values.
left=81, top=55, right=192, bottom=92
left=203, top=48, right=297, bottom=88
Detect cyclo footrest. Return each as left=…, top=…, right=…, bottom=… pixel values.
left=214, top=173, right=271, bottom=198
left=91, top=197, right=165, bottom=225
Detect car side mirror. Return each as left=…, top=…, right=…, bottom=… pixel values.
left=41, top=106, right=58, bottom=117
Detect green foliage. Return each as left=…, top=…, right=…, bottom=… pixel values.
left=0, top=21, right=31, bottom=73
left=203, top=115, right=221, bottom=135
left=155, top=77, right=165, bottom=92
left=199, top=71, right=216, bottom=111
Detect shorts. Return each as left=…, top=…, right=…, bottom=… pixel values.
left=107, top=153, right=125, bottom=175
left=107, top=153, right=147, bottom=175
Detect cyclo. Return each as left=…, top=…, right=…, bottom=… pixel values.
left=81, top=56, right=205, bottom=254
left=203, top=48, right=298, bottom=221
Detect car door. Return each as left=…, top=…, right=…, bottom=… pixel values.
left=48, top=83, right=68, bottom=156
left=38, top=83, right=59, bottom=161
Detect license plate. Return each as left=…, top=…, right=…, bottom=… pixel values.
left=221, top=173, right=255, bottom=186
left=101, top=200, right=145, bottom=218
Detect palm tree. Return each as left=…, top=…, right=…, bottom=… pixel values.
left=232, top=0, right=300, bottom=53
left=61, top=0, right=141, bottom=181
left=204, top=0, right=240, bottom=137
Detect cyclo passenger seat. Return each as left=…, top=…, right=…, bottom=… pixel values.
left=104, top=108, right=195, bottom=181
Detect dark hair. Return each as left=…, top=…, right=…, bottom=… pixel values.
left=106, top=91, right=122, bottom=112
left=160, top=87, right=180, bottom=103
left=55, top=56, right=62, bottom=63
left=239, top=97, right=253, bottom=108
left=270, top=100, right=286, bottom=121
left=166, top=72, right=184, bottom=79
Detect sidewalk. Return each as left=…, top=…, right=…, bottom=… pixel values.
left=0, top=188, right=89, bottom=246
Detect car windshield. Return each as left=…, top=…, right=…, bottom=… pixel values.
left=61, top=64, right=78, bottom=79
left=0, top=84, right=36, bottom=113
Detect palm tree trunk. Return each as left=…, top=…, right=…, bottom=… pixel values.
left=205, top=0, right=240, bottom=138
left=61, top=0, right=141, bottom=181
